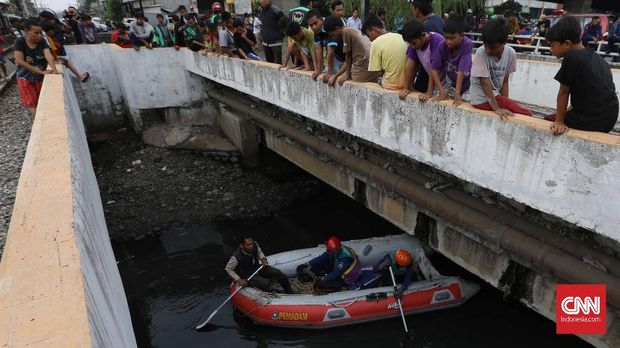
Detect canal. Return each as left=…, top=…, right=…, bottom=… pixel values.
left=112, top=182, right=588, bottom=348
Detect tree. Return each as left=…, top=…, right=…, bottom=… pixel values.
left=493, top=0, right=523, bottom=16
left=105, top=0, right=125, bottom=23
left=80, top=0, right=93, bottom=15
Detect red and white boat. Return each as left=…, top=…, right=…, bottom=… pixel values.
left=230, top=234, right=480, bottom=329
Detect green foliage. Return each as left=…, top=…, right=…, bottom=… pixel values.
left=80, top=0, right=93, bottom=15
left=493, top=0, right=523, bottom=16
left=105, top=0, right=125, bottom=23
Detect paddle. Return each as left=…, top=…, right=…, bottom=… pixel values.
left=354, top=274, right=382, bottom=291
left=195, top=265, right=264, bottom=330
left=389, top=267, right=409, bottom=333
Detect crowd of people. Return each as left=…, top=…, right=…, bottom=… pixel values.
left=5, top=0, right=619, bottom=137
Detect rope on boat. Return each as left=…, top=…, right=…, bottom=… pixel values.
left=290, top=269, right=318, bottom=295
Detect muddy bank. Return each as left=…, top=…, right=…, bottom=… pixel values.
left=91, top=129, right=320, bottom=240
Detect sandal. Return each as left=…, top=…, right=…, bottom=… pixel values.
left=80, top=72, right=90, bottom=83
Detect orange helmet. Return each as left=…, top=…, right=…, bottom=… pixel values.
left=326, top=236, right=341, bottom=251
left=212, top=2, right=222, bottom=11
left=394, top=249, right=412, bottom=266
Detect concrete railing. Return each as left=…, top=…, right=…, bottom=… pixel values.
left=0, top=69, right=136, bottom=347
left=186, top=53, right=620, bottom=244
left=63, top=44, right=620, bottom=244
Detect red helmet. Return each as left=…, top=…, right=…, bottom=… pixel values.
left=212, top=2, right=222, bottom=11
left=326, top=236, right=341, bottom=251
left=394, top=249, right=412, bottom=266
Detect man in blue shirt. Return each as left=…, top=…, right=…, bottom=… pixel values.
left=582, top=16, right=603, bottom=48
left=297, top=236, right=362, bottom=291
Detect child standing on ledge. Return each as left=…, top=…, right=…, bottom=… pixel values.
left=469, top=18, right=532, bottom=119
left=545, top=16, right=618, bottom=135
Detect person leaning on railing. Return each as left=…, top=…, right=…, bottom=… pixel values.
left=544, top=16, right=618, bottom=136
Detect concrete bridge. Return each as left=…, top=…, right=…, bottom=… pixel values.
left=1, top=44, right=619, bottom=347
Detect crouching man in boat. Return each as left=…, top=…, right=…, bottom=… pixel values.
left=225, top=235, right=296, bottom=294
left=297, top=236, right=362, bottom=292
left=373, top=249, right=422, bottom=299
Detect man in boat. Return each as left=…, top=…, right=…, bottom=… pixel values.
left=297, top=236, right=362, bottom=291
left=225, top=235, right=296, bottom=294
left=373, top=249, right=422, bottom=298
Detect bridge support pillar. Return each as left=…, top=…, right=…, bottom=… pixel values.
left=217, top=104, right=259, bottom=167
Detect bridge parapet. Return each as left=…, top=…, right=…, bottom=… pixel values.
left=186, top=53, right=620, bottom=243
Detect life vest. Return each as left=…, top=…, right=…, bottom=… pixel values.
left=388, top=251, right=409, bottom=276
left=232, top=244, right=260, bottom=279
left=336, top=246, right=362, bottom=285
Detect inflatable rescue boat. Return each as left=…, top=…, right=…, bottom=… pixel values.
left=230, top=234, right=480, bottom=329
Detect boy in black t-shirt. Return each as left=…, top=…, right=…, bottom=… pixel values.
left=546, top=16, right=618, bottom=135
left=233, top=19, right=261, bottom=60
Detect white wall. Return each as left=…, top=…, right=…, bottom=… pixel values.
left=66, top=45, right=207, bottom=131
left=511, top=58, right=620, bottom=118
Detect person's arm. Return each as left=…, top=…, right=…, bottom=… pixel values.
left=241, top=30, right=255, bottom=46
left=372, top=254, right=391, bottom=273
left=329, top=51, right=351, bottom=86
left=322, top=46, right=335, bottom=83
left=78, top=24, right=87, bottom=44
left=398, top=58, right=418, bottom=100
left=430, top=69, right=447, bottom=100
left=281, top=43, right=294, bottom=67
left=500, top=73, right=510, bottom=97
left=312, top=45, right=323, bottom=79
left=300, top=50, right=312, bottom=71
left=551, top=84, right=570, bottom=136
left=256, top=243, right=267, bottom=265
left=453, top=71, right=465, bottom=106
left=323, top=257, right=352, bottom=282
left=43, top=47, right=58, bottom=73
left=419, top=69, right=435, bottom=102
left=397, top=265, right=415, bottom=298
left=308, top=252, right=329, bottom=268
left=224, top=256, right=241, bottom=281
left=480, top=76, right=512, bottom=119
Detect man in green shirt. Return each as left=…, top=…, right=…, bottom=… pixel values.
left=282, top=21, right=315, bottom=71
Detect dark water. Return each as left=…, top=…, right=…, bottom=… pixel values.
left=113, top=186, right=589, bottom=348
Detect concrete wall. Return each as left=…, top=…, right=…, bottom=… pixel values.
left=66, top=45, right=208, bottom=131
left=62, top=46, right=620, bottom=242
left=186, top=54, right=620, bottom=243
left=0, top=71, right=136, bottom=347
left=510, top=58, right=620, bottom=112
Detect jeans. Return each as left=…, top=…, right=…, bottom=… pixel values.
left=246, top=52, right=262, bottom=61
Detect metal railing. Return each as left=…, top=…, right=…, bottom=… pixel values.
left=465, top=32, right=620, bottom=59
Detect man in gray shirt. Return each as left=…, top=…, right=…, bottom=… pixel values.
left=225, top=235, right=295, bottom=293
left=129, top=14, right=154, bottom=49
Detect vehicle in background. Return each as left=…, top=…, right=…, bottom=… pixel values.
left=122, top=17, right=136, bottom=28
left=92, top=17, right=108, bottom=32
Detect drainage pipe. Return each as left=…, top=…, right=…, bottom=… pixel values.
left=209, top=90, right=620, bottom=308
